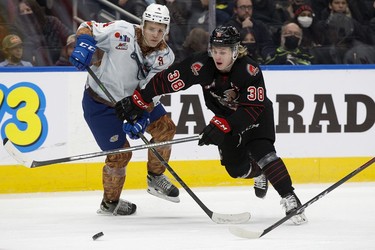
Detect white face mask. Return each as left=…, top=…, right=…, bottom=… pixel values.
left=297, top=16, right=313, bottom=28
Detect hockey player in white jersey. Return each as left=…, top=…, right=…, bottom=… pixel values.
left=69, top=3, right=178, bottom=215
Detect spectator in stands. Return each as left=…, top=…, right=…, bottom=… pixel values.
left=240, top=29, right=264, bottom=63
left=216, top=0, right=234, bottom=26
left=225, top=0, right=276, bottom=60
left=252, top=0, right=285, bottom=34
left=12, top=0, right=73, bottom=66
left=0, top=34, right=33, bottom=66
left=187, top=0, right=210, bottom=32
left=319, top=0, right=368, bottom=25
left=360, top=0, right=375, bottom=25
left=55, top=34, right=75, bottom=66
left=293, top=4, right=323, bottom=49
left=275, top=0, right=312, bottom=21
left=176, top=27, right=209, bottom=63
left=108, top=0, right=148, bottom=21
left=265, top=22, right=314, bottom=65
left=313, top=13, right=375, bottom=63
left=318, top=6, right=373, bottom=46
left=157, top=0, right=192, bottom=65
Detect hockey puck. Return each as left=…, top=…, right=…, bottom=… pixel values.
left=92, top=232, right=104, bottom=240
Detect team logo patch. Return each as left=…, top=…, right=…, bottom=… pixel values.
left=210, top=87, right=239, bottom=111
left=191, top=62, right=203, bottom=76
left=114, top=32, right=130, bottom=42
left=247, top=64, right=259, bottom=76
left=116, top=42, right=128, bottom=50
left=110, top=135, right=119, bottom=142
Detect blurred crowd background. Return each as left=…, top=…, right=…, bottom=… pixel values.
left=1, top=0, right=374, bottom=67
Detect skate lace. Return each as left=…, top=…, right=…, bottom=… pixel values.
left=281, top=194, right=298, bottom=213
left=254, top=174, right=267, bottom=189
left=114, top=199, right=132, bottom=215
left=154, top=175, right=172, bottom=192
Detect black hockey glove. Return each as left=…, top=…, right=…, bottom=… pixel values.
left=115, top=90, right=150, bottom=122
left=198, top=116, right=231, bottom=146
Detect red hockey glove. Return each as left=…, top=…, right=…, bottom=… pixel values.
left=198, top=116, right=231, bottom=146
left=115, top=90, right=150, bottom=122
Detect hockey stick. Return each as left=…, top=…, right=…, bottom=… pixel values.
left=86, top=67, right=251, bottom=224
left=3, top=136, right=199, bottom=168
left=229, top=157, right=375, bottom=238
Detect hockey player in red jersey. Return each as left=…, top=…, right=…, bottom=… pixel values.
left=116, top=26, right=307, bottom=224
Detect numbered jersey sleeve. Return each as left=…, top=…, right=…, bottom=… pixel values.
left=139, top=52, right=216, bottom=103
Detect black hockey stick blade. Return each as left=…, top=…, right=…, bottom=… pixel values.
left=229, top=157, right=375, bottom=238
left=3, top=136, right=200, bottom=168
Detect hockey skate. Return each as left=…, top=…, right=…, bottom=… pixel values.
left=147, top=173, right=180, bottom=203
left=97, top=199, right=137, bottom=216
left=254, top=174, right=268, bottom=198
left=280, top=192, right=308, bottom=225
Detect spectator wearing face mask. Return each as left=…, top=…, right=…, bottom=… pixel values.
left=240, top=29, right=264, bottom=63
left=293, top=4, right=323, bottom=49
left=11, top=0, right=73, bottom=66
left=265, top=21, right=315, bottom=65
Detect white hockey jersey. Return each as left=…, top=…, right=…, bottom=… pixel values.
left=79, top=20, right=175, bottom=103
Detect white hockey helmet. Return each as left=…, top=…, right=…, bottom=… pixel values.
left=142, top=3, right=170, bottom=34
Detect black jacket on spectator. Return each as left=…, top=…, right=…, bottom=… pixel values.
left=108, top=0, right=148, bottom=21
left=225, top=17, right=276, bottom=60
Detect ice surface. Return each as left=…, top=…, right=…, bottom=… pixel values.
left=0, top=183, right=374, bottom=250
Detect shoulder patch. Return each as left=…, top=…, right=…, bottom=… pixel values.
left=247, top=64, right=259, bottom=76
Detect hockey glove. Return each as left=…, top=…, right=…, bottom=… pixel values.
left=115, top=90, right=150, bottom=122
left=198, top=116, right=231, bottom=146
left=122, top=111, right=150, bottom=140
left=69, top=34, right=97, bottom=71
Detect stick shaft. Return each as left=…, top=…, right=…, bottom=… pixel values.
left=260, top=157, right=375, bottom=237
left=31, top=136, right=199, bottom=167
